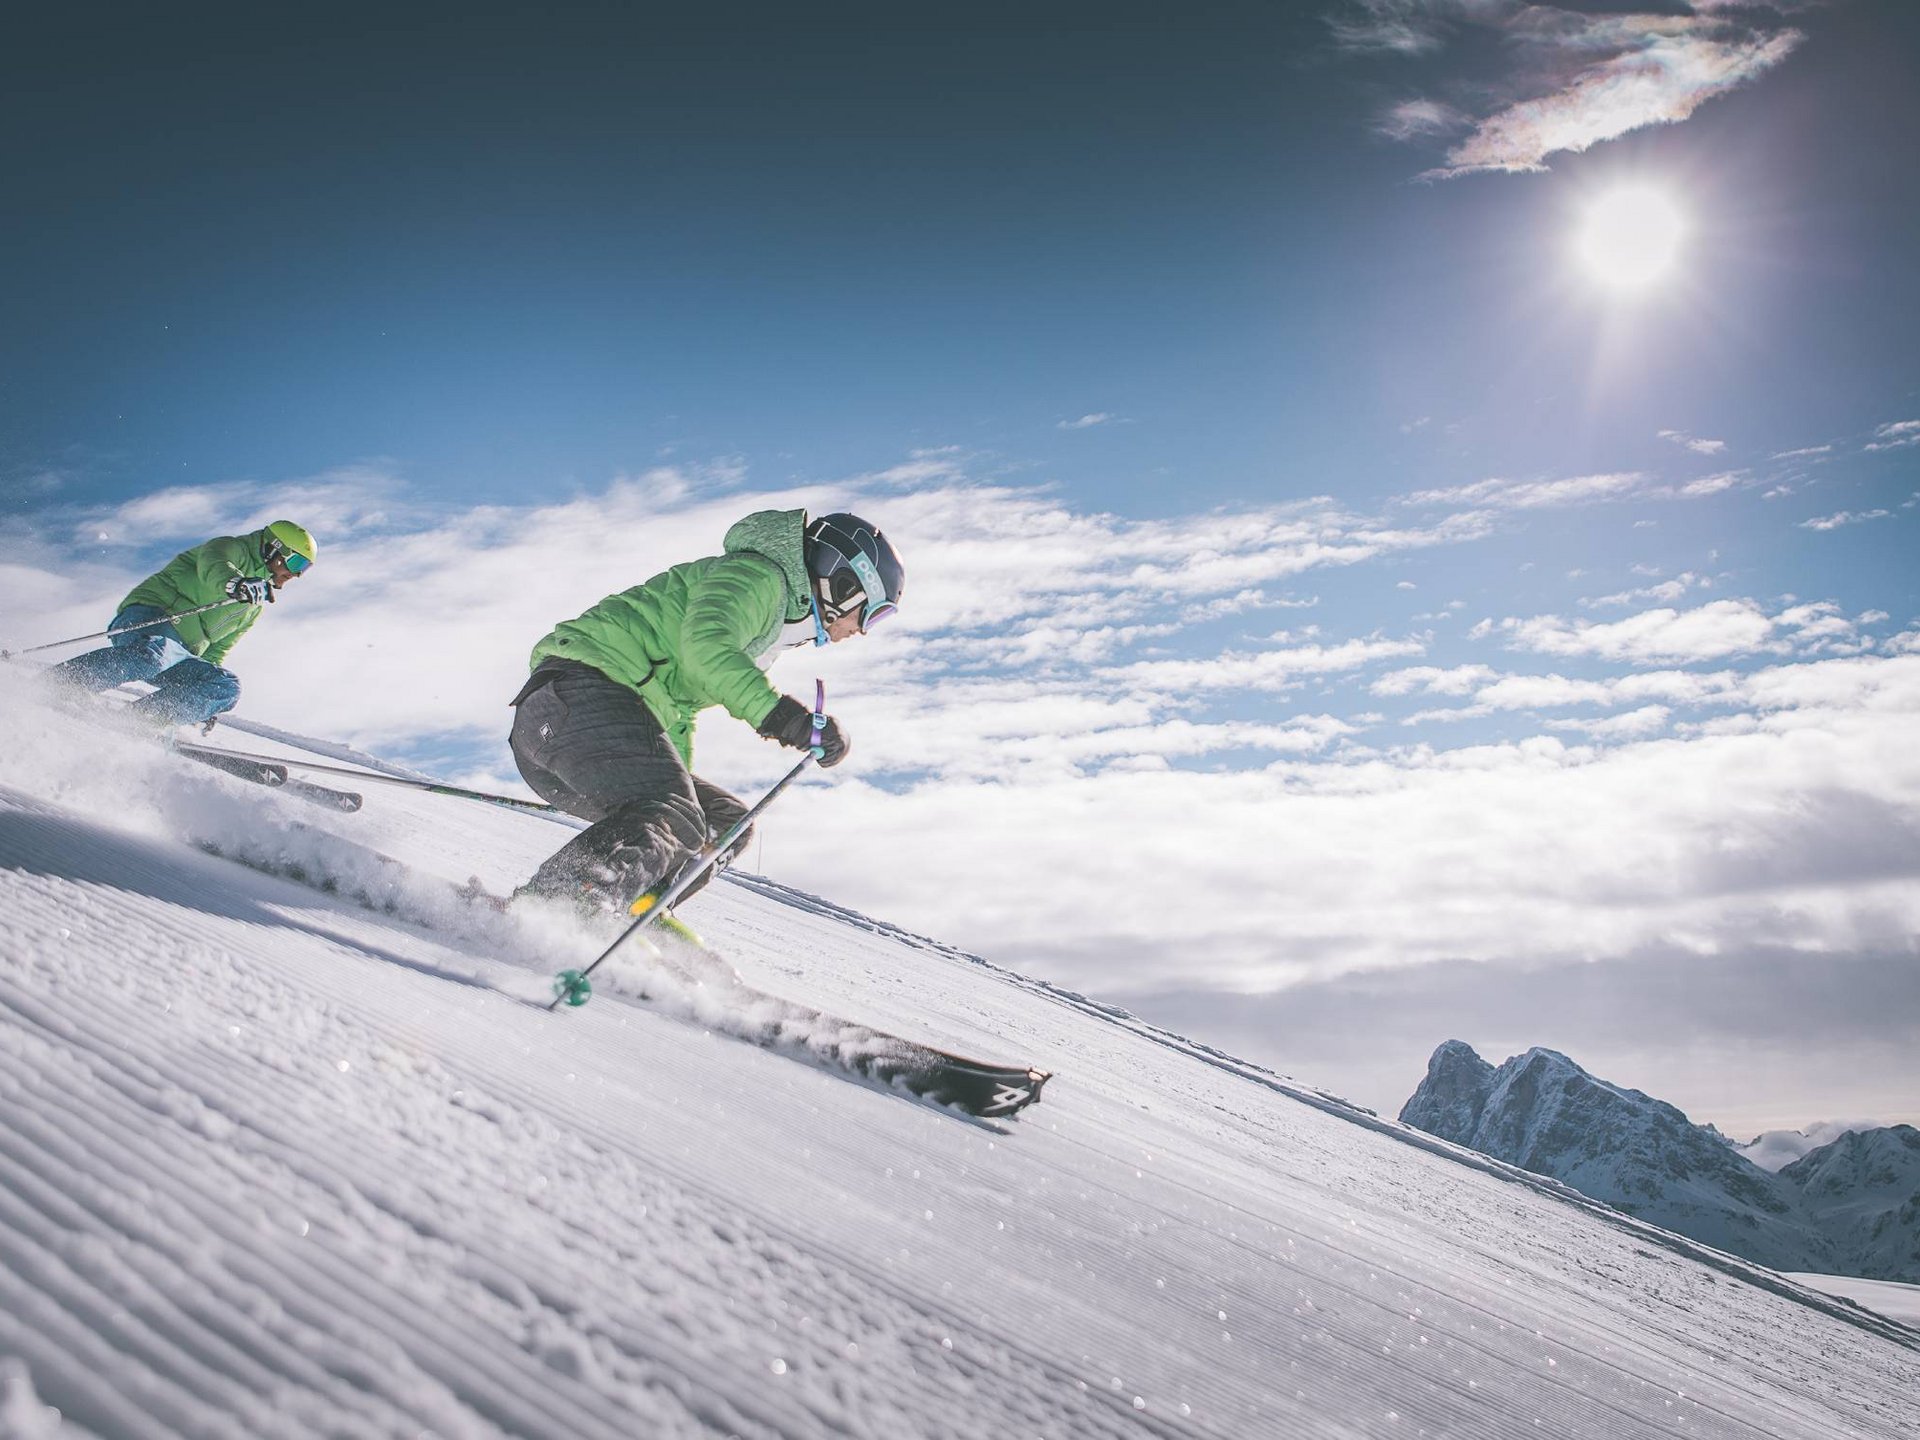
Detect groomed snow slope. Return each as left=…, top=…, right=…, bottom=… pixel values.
left=0, top=691, right=1915, bottom=1439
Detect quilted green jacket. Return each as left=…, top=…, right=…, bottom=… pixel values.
left=121, top=528, right=277, bottom=665
left=528, top=509, right=814, bottom=766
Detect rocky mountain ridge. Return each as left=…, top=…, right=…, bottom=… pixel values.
left=1400, top=1041, right=1920, bottom=1282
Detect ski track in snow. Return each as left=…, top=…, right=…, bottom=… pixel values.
left=0, top=687, right=1914, bottom=1439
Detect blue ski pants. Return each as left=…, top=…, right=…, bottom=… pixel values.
left=51, top=604, right=241, bottom=728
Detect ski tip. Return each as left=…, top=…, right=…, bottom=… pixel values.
left=654, top=913, right=706, bottom=949
left=980, top=1068, right=1051, bottom=1118
left=934, top=1065, right=1050, bottom=1119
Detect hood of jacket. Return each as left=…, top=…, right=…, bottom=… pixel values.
left=722, top=508, right=812, bottom=623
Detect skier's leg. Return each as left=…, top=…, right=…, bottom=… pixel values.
left=47, top=607, right=186, bottom=694
left=693, top=775, right=751, bottom=848
left=510, top=663, right=706, bottom=908
left=670, top=774, right=752, bottom=901
left=129, top=658, right=241, bottom=729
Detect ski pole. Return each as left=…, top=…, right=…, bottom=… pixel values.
left=549, top=680, right=828, bottom=1010
left=0, top=598, right=247, bottom=660
left=177, top=744, right=566, bottom=817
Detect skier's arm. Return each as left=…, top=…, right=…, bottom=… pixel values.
left=677, top=556, right=785, bottom=727
left=192, top=537, right=263, bottom=664
left=188, top=537, right=255, bottom=601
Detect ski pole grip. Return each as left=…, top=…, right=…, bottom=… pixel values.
left=809, top=679, right=826, bottom=759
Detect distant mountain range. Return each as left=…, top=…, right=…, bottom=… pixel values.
left=1399, top=1041, right=1920, bottom=1283
left=1732, top=1121, right=1891, bottom=1172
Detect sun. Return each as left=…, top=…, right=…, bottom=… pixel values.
left=1574, top=186, right=1687, bottom=293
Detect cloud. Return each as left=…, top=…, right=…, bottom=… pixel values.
left=1543, top=704, right=1672, bottom=740
left=78, top=465, right=431, bottom=550
left=1865, top=420, right=1920, bottom=452
left=1399, top=471, right=1647, bottom=510
left=1177, top=589, right=1303, bottom=623
left=854, top=448, right=973, bottom=489
left=1058, top=413, right=1115, bottom=430
left=1371, top=663, right=1498, bottom=697
left=1582, top=571, right=1713, bottom=608
left=2, top=461, right=1501, bottom=771
left=1125, top=947, right=1920, bottom=1129
left=780, top=644, right=1920, bottom=1008
left=1677, top=471, right=1745, bottom=498
left=1799, top=509, right=1892, bottom=531
left=1341, top=4, right=1809, bottom=179
left=1769, top=444, right=1832, bottom=461
left=1376, top=99, right=1469, bottom=141
left=1432, top=28, right=1803, bottom=177
left=1483, top=598, right=1875, bottom=666
left=1328, top=0, right=1462, bottom=55
left=1399, top=466, right=1768, bottom=515
left=1107, top=636, right=1427, bottom=695
left=1400, top=667, right=1749, bottom=725
left=1660, top=429, right=1728, bottom=456
left=1738, top=1119, right=1894, bottom=1172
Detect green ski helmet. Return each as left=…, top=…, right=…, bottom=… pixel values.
left=263, top=520, right=317, bottom=574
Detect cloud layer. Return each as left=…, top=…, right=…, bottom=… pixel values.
left=1334, top=2, right=1810, bottom=177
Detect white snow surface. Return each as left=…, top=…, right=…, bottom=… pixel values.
left=1782, top=1277, right=1920, bottom=1331
left=0, top=688, right=1916, bottom=1439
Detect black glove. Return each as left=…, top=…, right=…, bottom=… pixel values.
left=226, top=576, right=274, bottom=605
left=756, top=694, right=851, bottom=768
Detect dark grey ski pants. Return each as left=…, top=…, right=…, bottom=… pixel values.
left=508, top=659, right=750, bottom=905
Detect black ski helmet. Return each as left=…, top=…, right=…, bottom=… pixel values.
left=804, top=512, right=904, bottom=631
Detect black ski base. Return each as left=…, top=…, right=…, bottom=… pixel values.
left=177, top=743, right=285, bottom=785
left=597, top=939, right=1053, bottom=1120
left=176, top=743, right=363, bottom=812
left=851, top=1044, right=1050, bottom=1118
left=283, top=777, right=364, bottom=812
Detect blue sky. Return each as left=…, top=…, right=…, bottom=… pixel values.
left=3, top=1, right=1916, bottom=1128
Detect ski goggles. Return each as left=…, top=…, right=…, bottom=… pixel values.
left=820, top=555, right=897, bottom=633
left=266, top=539, right=313, bottom=574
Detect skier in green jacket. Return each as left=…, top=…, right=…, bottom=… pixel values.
left=510, top=508, right=904, bottom=916
left=51, top=521, right=318, bottom=729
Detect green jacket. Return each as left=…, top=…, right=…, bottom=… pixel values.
left=121, top=528, right=277, bottom=666
left=529, top=508, right=815, bottom=766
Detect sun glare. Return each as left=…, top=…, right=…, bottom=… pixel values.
left=1575, top=186, right=1687, bottom=293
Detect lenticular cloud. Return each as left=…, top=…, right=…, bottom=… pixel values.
left=1430, top=29, right=1804, bottom=177
left=1346, top=2, right=1812, bottom=181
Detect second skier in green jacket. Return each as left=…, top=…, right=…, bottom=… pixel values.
left=510, top=508, right=905, bottom=916
left=50, top=521, right=319, bottom=729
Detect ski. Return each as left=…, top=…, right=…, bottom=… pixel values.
left=189, top=812, right=1049, bottom=1119
left=281, top=777, right=365, bottom=812
left=175, top=742, right=364, bottom=812
left=177, top=744, right=287, bottom=786
left=54, top=693, right=367, bottom=813
left=561, top=924, right=1052, bottom=1120
left=845, top=1041, right=1051, bottom=1119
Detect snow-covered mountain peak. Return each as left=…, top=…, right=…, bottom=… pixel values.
left=1785, top=1124, right=1920, bottom=1198
left=1402, top=1041, right=1920, bottom=1286
left=1405, top=1036, right=1497, bottom=1136
left=1402, top=1041, right=1821, bottom=1270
